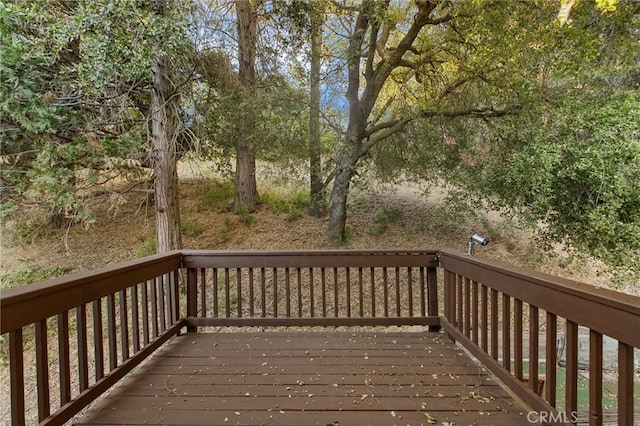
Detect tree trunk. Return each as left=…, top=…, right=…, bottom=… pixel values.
left=234, top=0, right=259, bottom=213
left=325, top=1, right=438, bottom=243
left=308, top=6, right=326, bottom=217
left=151, top=53, right=182, bottom=253
left=327, top=152, right=354, bottom=245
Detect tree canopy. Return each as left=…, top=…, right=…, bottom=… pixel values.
left=2, top=0, right=638, bottom=276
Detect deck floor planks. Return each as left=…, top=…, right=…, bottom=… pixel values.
left=76, top=331, right=531, bottom=425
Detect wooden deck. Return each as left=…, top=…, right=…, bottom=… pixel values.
left=75, top=331, right=530, bottom=425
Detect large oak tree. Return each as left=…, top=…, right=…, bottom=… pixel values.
left=326, top=0, right=518, bottom=244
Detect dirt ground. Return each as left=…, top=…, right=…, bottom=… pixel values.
left=0, top=161, right=630, bottom=294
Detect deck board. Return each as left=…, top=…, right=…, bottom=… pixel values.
left=75, top=331, right=530, bottom=425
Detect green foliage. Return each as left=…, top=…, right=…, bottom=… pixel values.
left=365, top=1, right=639, bottom=272
left=262, top=188, right=310, bottom=221
left=235, top=204, right=256, bottom=226
left=0, top=265, right=73, bottom=290
left=368, top=205, right=403, bottom=236
left=1, top=0, right=193, bottom=229
left=452, top=89, right=639, bottom=270
left=194, top=77, right=313, bottom=166
left=195, top=180, right=234, bottom=212
left=135, top=238, right=156, bottom=258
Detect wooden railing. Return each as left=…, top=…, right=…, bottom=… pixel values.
left=439, top=250, right=640, bottom=425
left=182, top=250, right=440, bottom=329
left=1, top=249, right=638, bottom=425
left=0, top=252, right=183, bottom=426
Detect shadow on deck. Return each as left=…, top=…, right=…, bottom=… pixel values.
left=76, top=331, right=529, bottom=425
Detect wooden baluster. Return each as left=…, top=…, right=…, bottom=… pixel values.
left=443, top=270, right=451, bottom=324
left=93, top=300, right=105, bottom=378
left=107, top=294, right=117, bottom=369
left=490, top=289, right=498, bottom=360
left=250, top=268, right=256, bottom=317
left=449, top=272, right=457, bottom=328
left=131, top=286, right=140, bottom=352
left=272, top=268, right=278, bottom=318
left=236, top=268, right=242, bottom=318
left=334, top=267, right=339, bottom=318
left=224, top=268, right=230, bottom=318
left=261, top=268, right=267, bottom=318
left=358, top=267, right=364, bottom=318
left=213, top=268, right=219, bottom=318
left=514, top=299, right=523, bottom=381
left=618, top=341, right=634, bottom=426
left=407, top=267, right=413, bottom=317
left=285, top=268, right=291, bottom=318
left=481, top=285, right=488, bottom=352
left=35, top=321, right=50, bottom=421
left=140, top=283, right=150, bottom=346
left=370, top=267, right=376, bottom=317
left=427, top=263, right=439, bottom=332
left=502, top=294, right=511, bottom=372
left=566, top=320, right=578, bottom=417
left=58, top=311, right=71, bottom=404
left=464, top=278, right=471, bottom=338
left=309, top=268, right=315, bottom=317
left=419, top=267, right=426, bottom=317
left=297, top=268, right=303, bottom=317
left=170, top=271, right=179, bottom=325
left=9, top=328, right=25, bottom=426
left=546, top=312, right=557, bottom=407
left=321, top=267, right=326, bottom=317
left=383, top=268, right=389, bottom=317
left=200, top=268, right=207, bottom=317
left=345, top=267, right=351, bottom=318
left=119, top=290, right=129, bottom=360
left=394, top=267, right=401, bottom=317
left=456, top=275, right=463, bottom=330
left=186, top=268, right=197, bottom=333
left=471, top=281, right=479, bottom=345
left=157, top=276, right=166, bottom=333
left=589, top=330, right=603, bottom=426
left=77, top=305, right=89, bottom=391
left=529, top=305, right=539, bottom=394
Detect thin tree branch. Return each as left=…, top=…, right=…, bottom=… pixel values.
left=359, top=105, right=520, bottom=157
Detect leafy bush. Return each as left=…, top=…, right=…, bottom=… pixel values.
left=369, top=205, right=403, bottom=236
left=262, top=188, right=310, bottom=221
left=195, top=180, right=235, bottom=212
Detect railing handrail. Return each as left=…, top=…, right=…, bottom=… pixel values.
left=181, top=249, right=440, bottom=268
left=439, top=249, right=640, bottom=347
left=440, top=249, right=640, bottom=317
left=0, top=251, right=182, bottom=333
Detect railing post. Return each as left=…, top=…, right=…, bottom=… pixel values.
left=427, top=266, right=440, bottom=332
left=186, top=268, right=197, bottom=333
